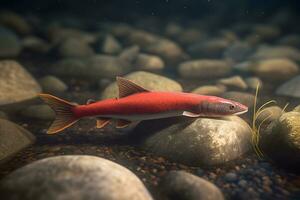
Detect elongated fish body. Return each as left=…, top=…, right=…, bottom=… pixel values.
left=40, top=77, right=248, bottom=134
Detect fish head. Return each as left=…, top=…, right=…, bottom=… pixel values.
left=198, top=97, right=248, bottom=117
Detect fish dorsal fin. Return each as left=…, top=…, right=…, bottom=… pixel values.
left=116, top=76, right=149, bottom=98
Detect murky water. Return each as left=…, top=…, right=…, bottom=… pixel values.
left=0, top=1, right=300, bottom=200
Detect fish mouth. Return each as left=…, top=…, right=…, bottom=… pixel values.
left=233, top=108, right=248, bottom=115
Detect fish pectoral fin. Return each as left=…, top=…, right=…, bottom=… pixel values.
left=96, top=118, right=110, bottom=128
left=116, top=119, right=132, bottom=129
left=182, top=111, right=201, bottom=118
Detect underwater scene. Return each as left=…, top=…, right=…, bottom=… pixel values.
left=0, top=0, right=300, bottom=199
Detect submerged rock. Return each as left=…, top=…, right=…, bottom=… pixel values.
left=0, top=119, right=35, bottom=163
left=0, top=111, right=8, bottom=119
left=139, top=116, right=251, bottom=166
left=134, top=53, right=164, bottom=72
left=101, top=71, right=182, bottom=99
left=223, top=42, right=252, bottom=62
left=101, top=34, right=122, bottom=54
left=20, top=104, right=55, bottom=120
left=161, top=171, right=224, bottom=200
left=144, top=38, right=186, bottom=65
left=39, top=75, right=68, bottom=94
left=221, top=91, right=255, bottom=108
left=0, top=26, right=21, bottom=57
left=217, top=76, right=248, bottom=90
left=252, top=24, right=280, bottom=41
left=276, top=75, right=300, bottom=98
left=261, top=112, right=300, bottom=169
left=0, top=11, right=31, bottom=35
left=178, top=59, right=232, bottom=79
left=0, top=60, right=41, bottom=106
left=245, top=77, right=263, bottom=90
left=22, top=36, right=51, bottom=53
left=0, top=156, right=153, bottom=200
left=252, top=45, right=300, bottom=62
left=191, top=85, right=226, bottom=96
left=58, top=37, right=95, bottom=58
left=255, top=106, right=283, bottom=126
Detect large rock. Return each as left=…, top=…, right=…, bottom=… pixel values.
left=0, top=119, right=35, bottom=163
left=217, top=76, right=248, bottom=90
left=161, top=171, right=224, bottom=200
left=252, top=59, right=298, bottom=81
left=0, top=11, right=31, bottom=35
left=0, top=26, right=21, bottom=57
left=101, top=34, right=122, bottom=54
left=251, top=45, right=300, bottom=62
left=58, top=37, right=95, bottom=58
left=134, top=53, right=164, bottom=72
left=0, top=60, right=41, bottom=106
left=178, top=59, right=232, bottom=79
left=0, top=156, right=152, bottom=200
left=276, top=75, right=300, bottom=98
left=101, top=71, right=182, bottom=99
left=20, top=104, right=55, bottom=120
left=139, top=116, right=251, bottom=166
left=261, top=112, right=300, bottom=169
left=223, top=42, right=252, bottom=62
left=191, top=85, right=226, bottom=96
left=39, top=75, right=68, bottom=94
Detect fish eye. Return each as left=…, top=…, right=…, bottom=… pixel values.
left=229, top=105, right=235, bottom=110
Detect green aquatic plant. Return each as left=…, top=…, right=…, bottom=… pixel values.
left=251, top=83, right=276, bottom=159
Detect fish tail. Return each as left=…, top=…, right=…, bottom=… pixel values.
left=39, top=94, right=79, bottom=134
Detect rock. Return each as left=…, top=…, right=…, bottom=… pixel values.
left=0, top=60, right=41, bottom=106
left=224, top=172, right=238, bottom=182
left=188, top=38, right=230, bottom=58
left=20, top=104, right=55, bottom=120
left=237, top=59, right=299, bottom=81
left=119, top=45, right=140, bottom=63
left=127, top=29, right=159, bottom=48
left=0, top=119, right=35, bottom=163
left=178, top=59, right=232, bottom=79
left=261, top=112, right=300, bottom=169
left=58, top=37, right=95, bottom=58
left=293, top=105, right=300, bottom=112
left=278, top=35, right=300, bottom=48
left=101, top=34, right=122, bottom=54
left=223, top=42, right=252, bottom=62
left=144, top=38, right=186, bottom=65
left=110, top=23, right=132, bottom=38
left=221, top=91, right=255, bottom=108
left=39, top=76, right=68, bottom=94
left=164, top=22, right=183, bottom=37
left=0, top=11, right=31, bottom=34
left=177, top=28, right=205, bottom=45
left=139, top=116, right=251, bottom=166
left=245, top=77, right=263, bottom=90
left=134, top=53, right=164, bottom=72
left=52, top=58, right=88, bottom=78
left=0, top=26, right=21, bottom=57
left=191, top=85, right=226, bottom=96
left=256, top=106, right=283, bottom=126
left=252, top=24, right=280, bottom=41
left=22, top=36, right=51, bottom=53
left=276, top=75, right=300, bottom=98
left=101, top=71, right=182, bottom=99
left=217, top=76, right=248, bottom=90
left=161, top=171, right=224, bottom=200
left=47, top=27, right=97, bottom=45
left=251, top=45, right=300, bottom=62
left=0, top=155, right=152, bottom=200
left=86, top=55, right=131, bottom=79
left=0, top=111, right=8, bottom=119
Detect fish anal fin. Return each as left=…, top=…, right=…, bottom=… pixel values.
left=182, top=111, right=201, bottom=118
left=116, top=119, right=132, bottom=129
left=116, top=76, right=150, bottom=98
left=96, top=118, right=110, bottom=129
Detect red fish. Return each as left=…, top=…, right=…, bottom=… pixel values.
left=40, top=77, right=248, bottom=134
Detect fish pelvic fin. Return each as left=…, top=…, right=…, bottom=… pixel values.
left=39, top=94, right=78, bottom=134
